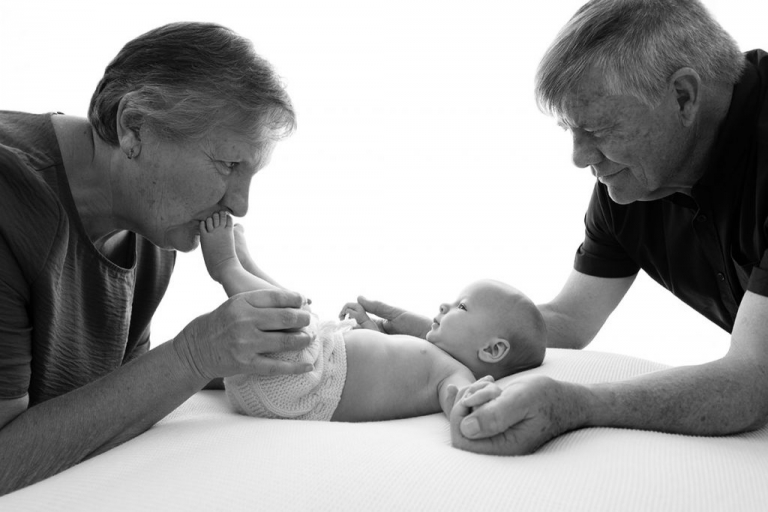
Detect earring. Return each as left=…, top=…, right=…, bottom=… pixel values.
left=127, top=148, right=134, bottom=160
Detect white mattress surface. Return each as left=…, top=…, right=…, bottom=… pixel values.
left=3, top=349, right=767, bottom=511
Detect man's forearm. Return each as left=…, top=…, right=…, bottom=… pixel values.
left=582, top=358, right=768, bottom=435
left=0, top=341, right=207, bottom=495
left=538, top=304, right=596, bottom=349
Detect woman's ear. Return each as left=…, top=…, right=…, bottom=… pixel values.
left=477, top=338, right=510, bottom=364
left=116, top=92, right=144, bottom=159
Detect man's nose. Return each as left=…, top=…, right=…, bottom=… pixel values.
left=571, top=130, right=603, bottom=169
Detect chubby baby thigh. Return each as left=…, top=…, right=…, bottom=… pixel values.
left=331, top=330, right=441, bottom=421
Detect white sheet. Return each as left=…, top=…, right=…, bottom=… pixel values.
left=4, top=349, right=767, bottom=511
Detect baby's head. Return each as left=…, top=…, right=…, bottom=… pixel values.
left=426, top=279, right=546, bottom=379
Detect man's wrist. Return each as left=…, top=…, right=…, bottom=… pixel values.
left=577, top=382, right=616, bottom=429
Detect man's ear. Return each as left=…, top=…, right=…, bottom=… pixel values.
left=668, top=67, right=702, bottom=128
left=116, top=92, right=144, bottom=159
left=477, top=338, right=510, bottom=364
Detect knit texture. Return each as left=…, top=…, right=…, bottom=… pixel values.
left=224, top=318, right=354, bottom=421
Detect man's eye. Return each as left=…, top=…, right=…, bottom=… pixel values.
left=224, top=161, right=239, bottom=170
left=458, top=303, right=467, bottom=311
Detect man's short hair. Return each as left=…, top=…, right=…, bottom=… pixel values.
left=535, top=0, right=746, bottom=118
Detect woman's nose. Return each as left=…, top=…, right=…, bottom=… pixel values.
left=222, top=176, right=252, bottom=218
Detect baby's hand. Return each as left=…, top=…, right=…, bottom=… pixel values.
left=459, top=377, right=502, bottom=410
left=338, top=302, right=381, bottom=331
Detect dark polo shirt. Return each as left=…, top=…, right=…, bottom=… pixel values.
left=574, top=50, right=768, bottom=333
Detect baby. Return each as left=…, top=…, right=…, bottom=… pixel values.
left=200, top=212, right=546, bottom=422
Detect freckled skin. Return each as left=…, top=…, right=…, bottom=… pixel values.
left=562, top=67, right=702, bottom=204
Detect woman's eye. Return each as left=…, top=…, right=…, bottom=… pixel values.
left=217, top=161, right=238, bottom=175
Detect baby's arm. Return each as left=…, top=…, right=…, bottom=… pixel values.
left=437, top=366, right=476, bottom=418
left=338, top=302, right=382, bottom=331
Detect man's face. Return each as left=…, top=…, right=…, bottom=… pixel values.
left=559, top=67, right=695, bottom=204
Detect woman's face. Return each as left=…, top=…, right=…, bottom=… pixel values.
left=120, top=127, right=274, bottom=252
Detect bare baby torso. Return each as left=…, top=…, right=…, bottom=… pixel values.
left=331, top=329, right=472, bottom=422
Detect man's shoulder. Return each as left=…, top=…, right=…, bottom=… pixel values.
left=745, top=49, right=768, bottom=66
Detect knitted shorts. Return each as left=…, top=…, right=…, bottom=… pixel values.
left=224, top=318, right=354, bottom=421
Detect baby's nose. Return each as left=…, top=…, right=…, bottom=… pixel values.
left=439, top=303, right=449, bottom=314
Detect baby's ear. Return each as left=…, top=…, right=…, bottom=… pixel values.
left=477, top=338, right=510, bottom=364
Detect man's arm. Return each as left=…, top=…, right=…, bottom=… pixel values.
left=450, top=290, right=768, bottom=455
left=538, top=269, right=636, bottom=349
left=586, top=290, right=768, bottom=433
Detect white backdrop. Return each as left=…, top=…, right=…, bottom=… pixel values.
left=2, top=0, right=765, bottom=366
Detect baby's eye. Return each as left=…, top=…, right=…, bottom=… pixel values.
left=457, top=303, right=467, bottom=311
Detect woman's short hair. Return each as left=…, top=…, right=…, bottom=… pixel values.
left=535, top=0, right=746, bottom=118
left=88, top=22, right=295, bottom=146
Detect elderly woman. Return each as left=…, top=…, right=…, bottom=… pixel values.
left=0, top=22, right=312, bottom=494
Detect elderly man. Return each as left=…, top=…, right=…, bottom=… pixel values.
left=357, top=0, right=768, bottom=454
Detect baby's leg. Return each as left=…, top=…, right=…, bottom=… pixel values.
left=199, top=212, right=241, bottom=284
left=200, top=212, right=281, bottom=297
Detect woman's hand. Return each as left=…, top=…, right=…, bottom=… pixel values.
left=340, top=296, right=432, bottom=338
left=173, top=288, right=313, bottom=380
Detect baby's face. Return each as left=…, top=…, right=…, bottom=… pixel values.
left=426, top=281, right=511, bottom=366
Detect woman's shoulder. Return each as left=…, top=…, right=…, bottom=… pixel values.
left=0, top=112, right=67, bottom=281
left=0, top=111, right=63, bottom=170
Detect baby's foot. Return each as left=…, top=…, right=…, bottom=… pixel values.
left=200, top=212, right=240, bottom=283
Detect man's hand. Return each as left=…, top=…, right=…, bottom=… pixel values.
left=449, top=375, right=589, bottom=455
left=339, top=296, right=432, bottom=338
left=173, top=288, right=314, bottom=381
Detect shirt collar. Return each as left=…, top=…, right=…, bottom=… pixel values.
left=693, top=53, right=762, bottom=193
left=661, top=51, right=763, bottom=207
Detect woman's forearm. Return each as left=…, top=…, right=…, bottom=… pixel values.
left=0, top=341, right=207, bottom=495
